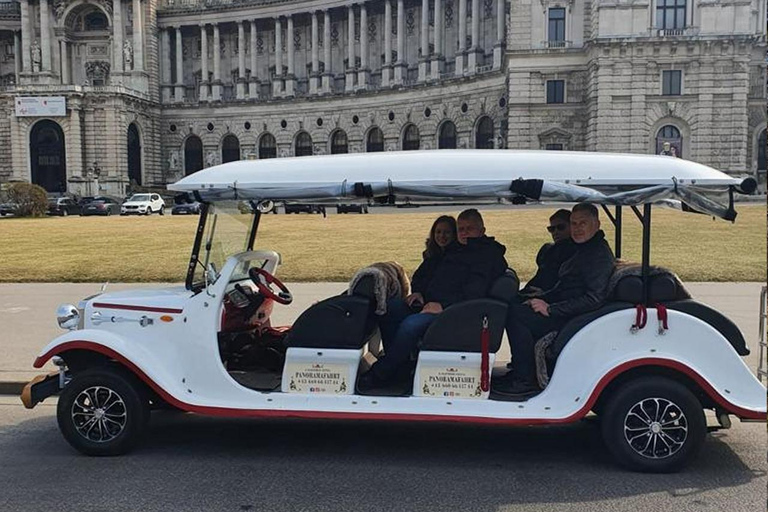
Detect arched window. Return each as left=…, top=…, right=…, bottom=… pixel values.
left=184, top=136, right=203, bottom=175
left=476, top=117, right=494, bottom=149
left=127, top=123, right=142, bottom=186
left=84, top=11, right=108, bottom=31
left=221, top=134, right=240, bottom=163
left=259, top=133, right=277, bottom=159
left=295, top=132, right=313, bottom=157
left=331, top=130, right=348, bottom=154
left=656, top=125, right=682, bottom=157
left=438, top=121, right=457, bottom=149
left=402, top=124, right=420, bottom=151
left=758, top=129, right=766, bottom=171
left=367, top=127, right=384, bottom=152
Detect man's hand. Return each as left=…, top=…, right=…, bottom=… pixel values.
left=405, top=292, right=424, bottom=306
left=527, top=298, right=550, bottom=317
left=421, top=302, right=443, bottom=314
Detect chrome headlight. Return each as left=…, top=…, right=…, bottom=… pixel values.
left=57, top=304, right=80, bottom=330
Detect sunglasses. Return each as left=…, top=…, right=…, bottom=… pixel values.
left=547, top=223, right=568, bottom=233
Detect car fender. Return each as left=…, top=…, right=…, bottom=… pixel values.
left=33, top=329, right=187, bottom=401
left=541, top=308, right=766, bottom=419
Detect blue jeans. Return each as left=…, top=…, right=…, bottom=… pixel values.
left=373, top=298, right=437, bottom=381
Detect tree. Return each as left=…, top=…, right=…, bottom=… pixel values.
left=7, top=182, right=48, bottom=217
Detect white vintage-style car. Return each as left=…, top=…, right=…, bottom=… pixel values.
left=21, top=150, right=765, bottom=472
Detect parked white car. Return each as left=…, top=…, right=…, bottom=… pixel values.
left=120, top=193, right=165, bottom=215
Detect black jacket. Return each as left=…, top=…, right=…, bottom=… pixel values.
left=521, top=239, right=577, bottom=295
left=411, top=245, right=453, bottom=295
left=421, top=236, right=508, bottom=307
left=541, top=230, right=615, bottom=318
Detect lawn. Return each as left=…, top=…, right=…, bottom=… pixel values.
left=0, top=204, right=765, bottom=283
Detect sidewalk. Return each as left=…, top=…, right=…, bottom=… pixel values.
left=1, top=282, right=764, bottom=394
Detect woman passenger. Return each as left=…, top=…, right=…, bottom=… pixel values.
left=406, top=215, right=458, bottom=309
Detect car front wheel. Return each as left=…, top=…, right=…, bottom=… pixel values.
left=600, top=376, right=706, bottom=473
left=57, top=368, right=149, bottom=456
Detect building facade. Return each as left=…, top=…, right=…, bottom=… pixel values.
left=0, top=0, right=764, bottom=196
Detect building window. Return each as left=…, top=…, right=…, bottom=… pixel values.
left=295, top=132, right=313, bottom=157
left=656, top=0, right=686, bottom=30
left=331, top=130, right=348, bottom=154
left=221, top=134, right=240, bottom=163
left=438, top=121, right=457, bottom=149
left=545, top=143, right=564, bottom=150
left=662, top=70, right=682, bottom=96
left=475, top=117, right=494, bottom=149
left=548, top=8, right=566, bottom=42
left=367, top=127, right=384, bottom=152
left=758, top=129, right=766, bottom=171
left=402, top=124, right=420, bottom=151
left=259, top=133, right=277, bottom=159
left=546, top=80, right=565, bottom=104
left=656, top=125, right=682, bottom=157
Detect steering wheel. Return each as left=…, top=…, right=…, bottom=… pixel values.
left=248, top=267, right=293, bottom=305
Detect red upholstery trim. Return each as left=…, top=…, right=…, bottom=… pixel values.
left=34, top=341, right=766, bottom=422
left=92, top=303, right=183, bottom=314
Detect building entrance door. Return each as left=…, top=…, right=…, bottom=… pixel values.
left=30, top=120, right=67, bottom=193
left=127, top=123, right=142, bottom=186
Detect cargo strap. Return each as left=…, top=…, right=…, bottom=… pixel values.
left=656, top=303, right=669, bottom=335
left=480, top=315, right=490, bottom=392
left=630, top=304, right=647, bottom=333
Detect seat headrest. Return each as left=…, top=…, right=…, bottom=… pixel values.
left=489, top=269, right=520, bottom=302
left=351, top=274, right=376, bottom=299
left=612, top=274, right=680, bottom=303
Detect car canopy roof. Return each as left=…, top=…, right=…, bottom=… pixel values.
left=168, top=150, right=751, bottom=220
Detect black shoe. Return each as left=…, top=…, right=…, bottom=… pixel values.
left=355, top=371, right=384, bottom=394
left=355, top=370, right=412, bottom=397
left=491, top=378, right=541, bottom=401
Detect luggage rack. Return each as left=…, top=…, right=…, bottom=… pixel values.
left=758, top=286, right=767, bottom=383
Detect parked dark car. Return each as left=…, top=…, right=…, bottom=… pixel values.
left=80, top=196, right=122, bottom=216
left=171, top=202, right=202, bottom=215
left=336, top=204, right=369, bottom=214
left=47, top=197, right=81, bottom=216
left=284, top=204, right=326, bottom=214
left=0, top=202, right=16, bottom=216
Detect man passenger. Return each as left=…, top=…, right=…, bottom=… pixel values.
left=494, top=203, right=615, bottom=398
left=357, top=209, right=508, bottom=394
left=520, top=209, right=577, bottom=297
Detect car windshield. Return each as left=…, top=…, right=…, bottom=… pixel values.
left=191, top=201, right=255, bottom=288
left=129, top=194, right=151, bottom=202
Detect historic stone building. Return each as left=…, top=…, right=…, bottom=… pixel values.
left=0, top=0, right=764, bottom=196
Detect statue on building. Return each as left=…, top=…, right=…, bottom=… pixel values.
left=31, top=40, right=41, bottom=72
left=206, top=151, right=217, bottom=167
left=123, top=40, right=134, bottom=70
left=168, top=150, right=180, bottom=170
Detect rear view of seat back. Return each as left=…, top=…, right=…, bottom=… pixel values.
left=284, top=275, right=377, bottom=349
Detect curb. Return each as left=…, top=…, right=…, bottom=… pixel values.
left=0, top=382, right=25, bottom=396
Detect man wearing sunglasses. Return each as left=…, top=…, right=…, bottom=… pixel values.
left=520, top=209, right=577, bottom=297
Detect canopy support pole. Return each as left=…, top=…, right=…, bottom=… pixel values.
left=641, top=204, right=652, bottom=306
left=186, top=203, right=210, bottom=290
left=615, top=206, right=622, bottom=259
left=248, top=210, right=262, bottom=250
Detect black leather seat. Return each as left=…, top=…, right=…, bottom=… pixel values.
left=284, top=276, right=377, bottom=349
left=420, top=270, right=520, bottom=353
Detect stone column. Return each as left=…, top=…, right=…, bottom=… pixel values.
left=431, top=0, right=442, bottom=79
left=132, top=0, right=143, bottom=71
left=273, top=18, right=282, bottom=96
left=60, top=40, right=69, bottom=83
left=310, top=11, right=319, bottom=94
left=161, top=28, right=172, bottom=102
left=345, top=5, right=355, bottom=91
left=199, top=24, right=209, bottom=101
left=383, top=0, right=392, bottom=86
left=394, top=0, right=405, bottom=84
left=212, top=23, right=222, bottom=100
left=14, top=31, right=21, bottom=83
left=40, top=0, right=51, bottom=71
left=418, top=0, right=429, bottom=81
left=20, top=0, right=30, bottom=72
left=285, top=15, right=295, bottom=96
left=249, top=20, right=259, bottom=99
left=357, top=3, right=369, bottom=88
left=113, top=0, right=124, bottom=73
left=322, top=10, right=331, bottom=93
left=493, top=0, right=504, bottom=69
left=456, top=0, right=466, bottom=75
left=467, top=0, right=480, bottom=72
left=237, top=21, right=246, bottom=99
left=174, top=26, right=184, bottom=102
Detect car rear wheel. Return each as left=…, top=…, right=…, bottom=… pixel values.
left=57, top=368, right=149, bottom=456
left=61, top=209, right=68, bottom=217
left=159, top=206, right=165, bottom=216
left=600, top=376, right=706, bottom=473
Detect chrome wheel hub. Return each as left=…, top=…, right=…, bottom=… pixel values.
left=624, top=397, right=688, bottom=459
left=71, top=386, right=127, bottom=443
